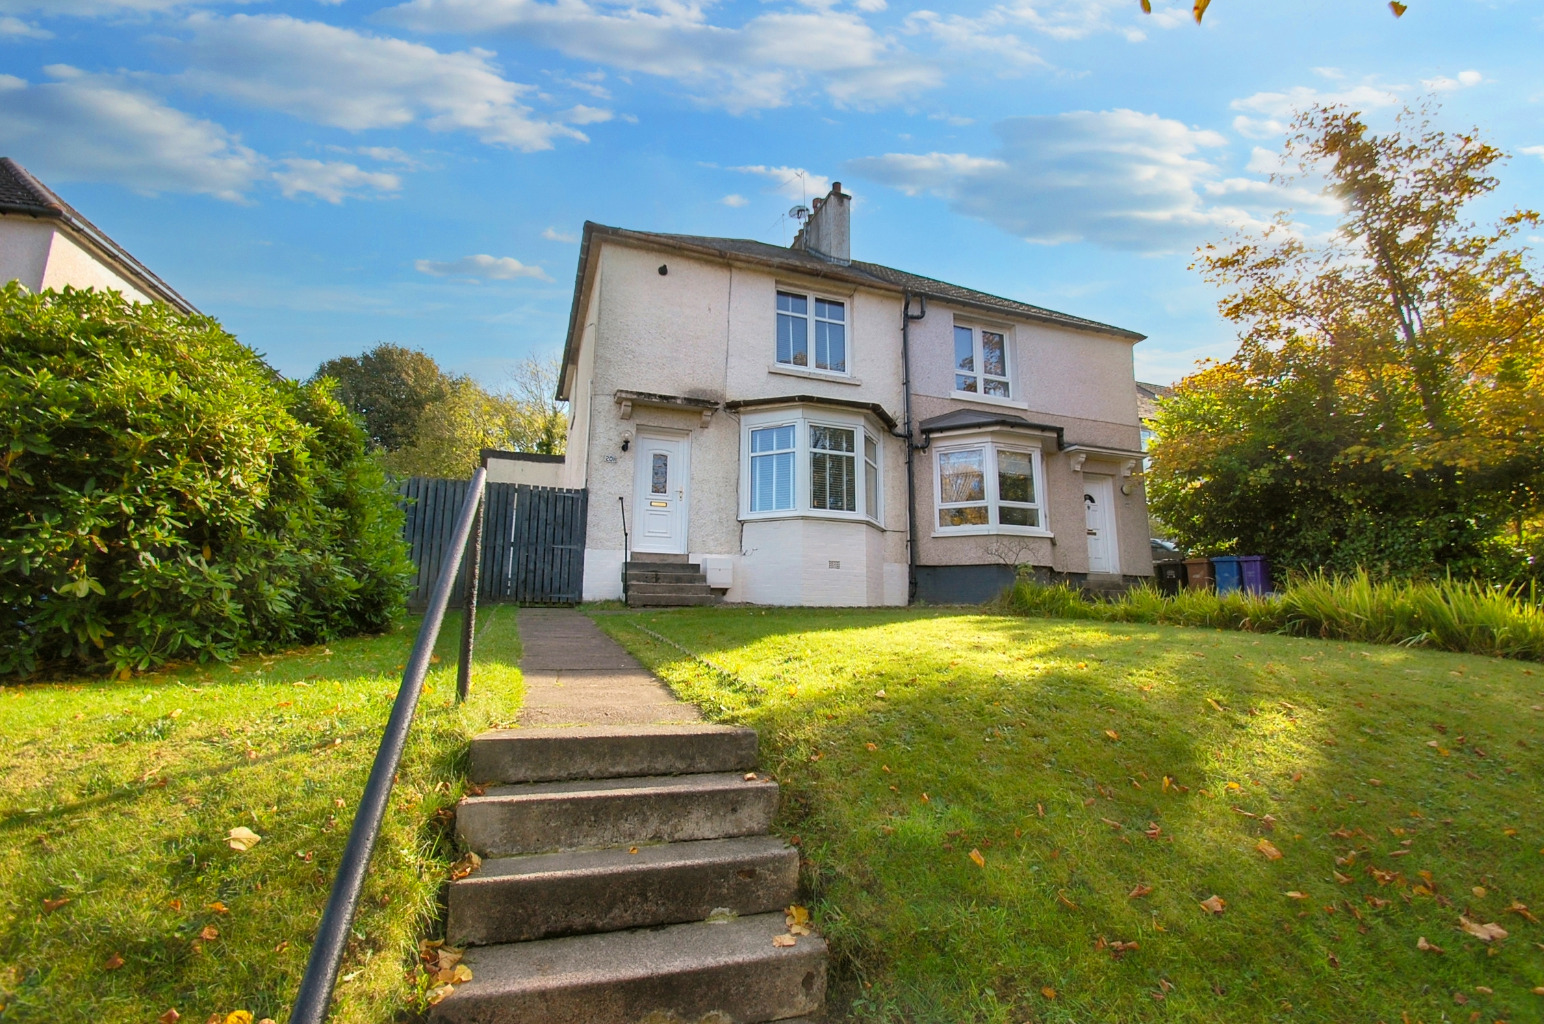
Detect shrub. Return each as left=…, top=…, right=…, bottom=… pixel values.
left=0, top=284, right=413, bottom=675
left=998, top=572, right=1544, bottom=662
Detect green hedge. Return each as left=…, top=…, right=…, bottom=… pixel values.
left=0, top=284, right=413, bottom=675
left=999, top=571, right=1544, bottom=662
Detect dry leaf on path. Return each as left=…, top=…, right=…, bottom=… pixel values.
left=1256, top=839, right=1283, bottom=861
left=226, top=827, right=261, bottom=852
left=969, top=848, right=986, bottom=868
left=449, top=852, right=482, bottom=881
left=772, top=934, right=797, bottom=947
left=785, top=905, right=812, bottom=935
left=1458, top=916, right=1508, bottom=942
left=1199, top=895, right=1226, bottom=915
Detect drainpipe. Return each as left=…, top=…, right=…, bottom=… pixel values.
left=898, top=292, right=928, bottom=603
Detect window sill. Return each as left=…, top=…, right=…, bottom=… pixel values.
left=951, top=391, right=1029, bottom=411
left=742, top=510, right=884, bottom=529
left=770, top=364, right=862, bottom=386
left=931, top=526, right=1054, bottom=539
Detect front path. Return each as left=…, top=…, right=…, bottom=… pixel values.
left=515, top=608, right=700, bottom=727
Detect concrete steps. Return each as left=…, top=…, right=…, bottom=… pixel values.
left=434, top=724, right=825, bottom=1024
left=624, top=558, right=722, bottom=608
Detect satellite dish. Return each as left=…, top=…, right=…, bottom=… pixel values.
left=789, top=205, right=811, bottom=223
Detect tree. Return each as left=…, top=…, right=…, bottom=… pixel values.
left=1148, top=105, right=1544, bottom=581
left=0, top=284, right=412, bottom=675
left=506, top=353, right=567, bottom=456
left=312, top=343, right=451, bottom=452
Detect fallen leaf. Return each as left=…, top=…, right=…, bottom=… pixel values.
left=1199, top=895, right=1226, bottom=915
left=224, top=1013, right=253, bottom=1024
left=1476, top=986, right=1493, bottom=995
left=744, top=772, right=758, bottom=781
left=1041, top=986, right=1057, bottom=1000
left=786, top=905, right=811, bottom=930
left=207, top=901, right=229, bottom=914
left=1472, top=886, right=1487, bottom=899
left=866, top=742, right=877, bottom=751
left=104, top=953, right=125, bottom=970
left=772, top=934, right=797, bottom=947
left=159, top=1011, right=181, bottom=1024
left=1101, top=818, right=1123, bottom=831
left=1505, top=901, right=1540, bottom=924
left=1417, top=936, right=1444, bottom=953
left=42, top=897, right=70, bottom=912
left=1333, top=871, right=1353, bottom=885
left=629, top=847, right=639, bottom=854
left=1057, top=890, right=1079, bottom=909
left=1260, top=814, right=1277, bottom=832
left=452, top=965, right=472, bottom=983
left=1285, top=891, right=1310, bottom=900
left=1129, top=884, right=1153, bottom=898
left=1105, top=730, right=1120, bottom=741
left=1257, top=839, right=1283, bottom=861
left=1458, top=916, right=1508, bottom=942
left=1453, top=992, right=1468, bottom=1005
left=1369, top=867, right=1396, bottom=886
left=425, top=983, right=456, bottom=1005
left=449, top=852, right=482, bottom=881
left=969, top=848, right=986, bottom=868
left=198, top=924, right=219, bottom=942
left=226, top=827, right=261, bottom=852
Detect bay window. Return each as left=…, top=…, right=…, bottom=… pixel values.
left=935, top=441, right=1046, bottom=533
left=741, top=409, right=881, bottom=523
left=776, top=290, right=847, bottom=374
left=953, top=323, right=1011, bottom=397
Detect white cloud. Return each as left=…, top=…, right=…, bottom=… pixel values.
left=0, top=67, right=262, bottom=200
left=847, top=109, right=1303, bottom=253
left=853, top=0, right=886, bottom=10
left=384, top=0, right=936, bottom=113
left=729, top=164, right=831, bottom=203
left=0, top=14, right=50, bottom=36
left=1230, top=82, right=1402, bottom=139
left=177, top=14, right=585, bottom=152
left=902, top=10, right=1044, bottom=69
left=719, top=193, right=748, bottom=207
left=1422, top=69, right=1483, bottom=92
left=1521, top=146, right=1544, bottom=162
left=415, top=254, right=553, bottom=281
left=0, top=0, right=243, bottom=12
left=541, top=226, right=578, bottom=243
left=560, top=104, right=612, bottom=124
left=273, top=158, right=400, bottom=202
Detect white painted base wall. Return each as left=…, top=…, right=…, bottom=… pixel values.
left=579, top=519, right=908, bottom=606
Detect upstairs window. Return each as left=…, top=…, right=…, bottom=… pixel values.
left=777, top=290, right=847, bottom=373
left=953, top=324, right=1010, bottom=397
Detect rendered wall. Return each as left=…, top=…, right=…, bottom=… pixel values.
left=0, top=217, right=52, bottom=291
left=2, top=218, right=156, bottom=305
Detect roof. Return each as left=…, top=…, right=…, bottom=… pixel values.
left=725, top=394, right=898, bottom=431
left=1135, top=380, right=1174, bottom=421
left=0, top=157, right=197, bottom=314
left=918, top=408, right=1066, bottom=440
left=558, top=221, right=1145, bottom=398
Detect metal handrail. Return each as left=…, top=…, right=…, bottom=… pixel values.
left=618, top=495, right=630, bottom=604
left=290, top=466, right=488, bottom=1024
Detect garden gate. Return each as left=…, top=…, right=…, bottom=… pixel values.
left=398, top=477, right=587, bottom=609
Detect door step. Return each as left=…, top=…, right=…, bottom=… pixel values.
left=470, top=724, right=757, bottom=785
left=430, top=913, right=826, bottom=1024
left=624, top=559, right=723, bottom=607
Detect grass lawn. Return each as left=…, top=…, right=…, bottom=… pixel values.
left=0, top=606, right=523, bottom=1024
left=598, top=607, right=1544, bottom=1024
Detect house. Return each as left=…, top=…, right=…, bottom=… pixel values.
left=555, top=182, right=1152, bottom=606
left=1135, top=380, right=1174, bottom=455
left=0, top=157, right=196, bottom=313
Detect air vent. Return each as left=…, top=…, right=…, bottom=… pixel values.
left=828, top=560, right=841, bottom=569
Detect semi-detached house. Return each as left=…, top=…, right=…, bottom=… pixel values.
left=555, top=182, right=1153, bottom=606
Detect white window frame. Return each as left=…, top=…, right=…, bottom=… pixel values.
left=747, top=422, right=797, bottom=513
left=775, top=288, right=851, bottom=377
left=951, top=320, right=1013, bottom=400
left=932, top=437, right=1050, bottom=538
left=740, top=406, right=882, bottom=525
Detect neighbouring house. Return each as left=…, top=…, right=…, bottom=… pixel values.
left=1135, top=380, right=1173, bottom=453
left=555, top=182, right=1153, bottom=606
left=0, top=157, right=195, bottom=313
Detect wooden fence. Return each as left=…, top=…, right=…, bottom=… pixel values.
left=398, top=477, right=587, bottom=609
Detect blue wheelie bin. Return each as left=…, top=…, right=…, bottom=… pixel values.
left=1211, top=555, right=1243, bottom=595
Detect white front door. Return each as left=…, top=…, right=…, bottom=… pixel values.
left=1084, top=474, right=1119, bottom=575
left=632, top=432, right=689, bottom=554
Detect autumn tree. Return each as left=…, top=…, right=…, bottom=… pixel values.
left=311, top=343, right=450, bottom=452
left=1147, top=105, right=1544, bottom=581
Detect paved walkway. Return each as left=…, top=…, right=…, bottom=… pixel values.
left=516, top=609, right=701, bottom=727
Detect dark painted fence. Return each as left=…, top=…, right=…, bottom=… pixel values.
left=398, top=477, right=587, bottom=609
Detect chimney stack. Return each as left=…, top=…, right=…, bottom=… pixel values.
left=795, top=181, right=850, bottom=265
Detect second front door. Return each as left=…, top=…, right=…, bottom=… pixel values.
left=632, top=432, right=688, bottom=554
left=1084, top=474, right=1118, bottom=575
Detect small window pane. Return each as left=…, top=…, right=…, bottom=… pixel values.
left=810, top=425, right=855, bottom=453
left=982, top=330, right=1007, bottom=377
left=938, top=449, right=985, bottom=503
left=939, top=506, right=989, bottom=528
left=651, top=453, right=668, bottom=494
left=815, top=298, right=844, bottom=321
left=777, top=291, right=807, bottom=315
left=954, top=326, right=975, bottom=372
left=815, top=320, right=846, bottom=373
left=811, top=425, right=856, bottom=512
left=751, top=424, right=795, bottom=453
left=998, top=450, right=1036, bottom=504
left=864, top=437, right=879, bottom=519
left=999, top=506, right=1039, bottom=527
left=955, top=374, right=978, bottom=393
left=984, top=378, right=1010, bottom=397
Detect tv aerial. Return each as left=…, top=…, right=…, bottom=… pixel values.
left=789, top=204, right=810, bottom=224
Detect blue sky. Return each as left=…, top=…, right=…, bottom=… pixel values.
left=1, top=0, right=1537, bottom=387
